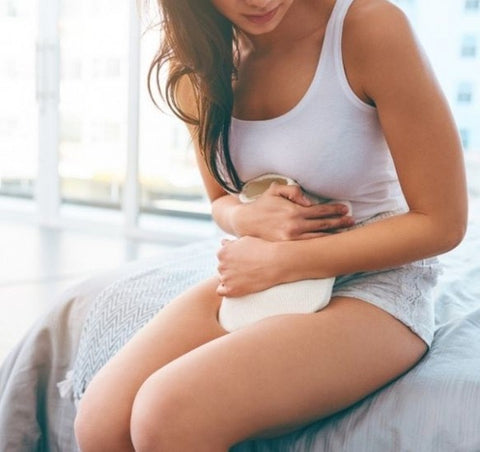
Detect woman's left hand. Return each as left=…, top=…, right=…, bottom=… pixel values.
left=216, top=236, right=279, bottom=297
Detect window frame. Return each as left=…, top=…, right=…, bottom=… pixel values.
left=0, top=0, right=214, bottom=244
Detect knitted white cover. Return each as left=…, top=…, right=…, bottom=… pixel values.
left=219, top=279, right=335, bottom=332
left=219, top=174, right=351, bottom=332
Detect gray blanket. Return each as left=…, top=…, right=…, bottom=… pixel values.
left=1, top=222, right=480, bottom=451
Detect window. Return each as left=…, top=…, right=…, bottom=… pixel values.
left=1, top=0, right=480, bottom=240
left=457, top=82, right=474, bottom=103
left=58, top=0, right=129, bottom=208
left=0, top=0, right=214, bottom=243
left=465, top=0, right=480, bottom=12
left=392, top=0, right=416, bottom=20
left=0, top=0, right=38, bottom=200
left=461, top=35, right=477, bottom=57
left=5, top=0, right=18, bottom=17
left=137, top=18, right=209, bottom=217
left=460, top=129, right=470, bottom=149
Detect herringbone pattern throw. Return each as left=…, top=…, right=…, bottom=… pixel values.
left=72, top=241, right=217, bottom=402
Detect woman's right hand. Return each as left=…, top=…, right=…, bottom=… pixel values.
left=231, top=182, right=354, bottom=241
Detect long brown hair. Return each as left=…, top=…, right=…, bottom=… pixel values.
left=148, top=0, right=242, bottom=192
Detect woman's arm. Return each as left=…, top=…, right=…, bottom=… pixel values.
left=217, top=1, right=468, bottom=296
left=176, top=76, right=353, bottom=241
left=212, top=183, right=352, bottom=240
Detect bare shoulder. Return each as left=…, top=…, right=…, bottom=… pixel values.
left=344, top=0, right=419, bottom=63
left=345, top=0, right=413, bottom=39
left=343, top=0, right=433, bottom=103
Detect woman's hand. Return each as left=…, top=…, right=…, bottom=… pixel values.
left=232, top=182, right=353, bottom=241
left=216, top=236, right=280, bottom=297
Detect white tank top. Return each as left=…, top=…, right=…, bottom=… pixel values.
left=229, top=0, right=407, bottom=222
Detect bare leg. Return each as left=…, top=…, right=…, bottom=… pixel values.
left=129, top=296, right=427, bottom=452
left=74, top=277, right=227, bottom=451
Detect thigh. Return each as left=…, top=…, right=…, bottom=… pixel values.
left=77, top=276, right=226, bottom=430
left=133, top=296, right=428, bottom=447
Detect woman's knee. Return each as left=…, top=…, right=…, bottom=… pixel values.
left=74, top=381, right=134, bottom=452
left=130, top=371, right=227, bottom=452
left=130, top=374, right=187, bottom=451
left=74, top=404, right=104, bottom=452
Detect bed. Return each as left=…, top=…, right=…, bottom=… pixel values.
left=1, top=212, right=480, bottom=451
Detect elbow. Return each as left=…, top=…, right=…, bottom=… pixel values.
left=427, top=197, right=469, bottom=254
left=210, top=195, right=226, bottom=219
left=440, top=218, right=468, bottom=253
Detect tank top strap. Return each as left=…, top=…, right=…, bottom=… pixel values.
left=316, top=0, right=355, bottom=79
left=327, top=0, right=356, bottom=63
left=330, top=0, right=356, bottom=30
left=324, top=0, right=372, bottom=110
left=300, top=0, right=355, bottom=107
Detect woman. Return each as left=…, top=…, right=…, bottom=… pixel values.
left=74, top=0, right=468, bottom=450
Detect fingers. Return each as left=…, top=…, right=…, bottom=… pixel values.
left=302, top=202, right=352, bottom=219
left=217, top=239, right=231, bottom=296
left=216, top=269, right=236, bottom=297
left=275, top=213, right=354, bottom=240
left=216, top=282, right=228, bottom=297
left=302, top=214, right=355, bottom=231
left=296, top=231, right=331, bottom=240
left=267, top=182, right=312, bottom=207
left=215, top=265, right=227, bottom=296
left=265, top=183, right=352, bottom=218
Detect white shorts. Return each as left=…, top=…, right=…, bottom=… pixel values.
left=331, top=211, right=442, bottom=348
